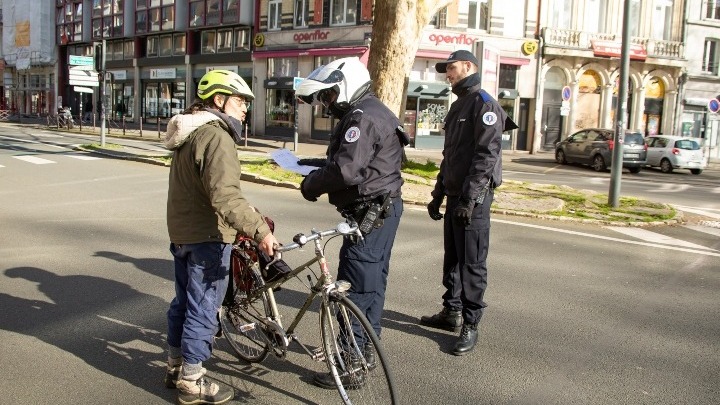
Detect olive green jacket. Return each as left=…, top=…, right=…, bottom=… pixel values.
left=165, top=112, right=270, bottom=244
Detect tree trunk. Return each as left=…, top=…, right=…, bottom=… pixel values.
left=368, top=0, right=452, bottom=118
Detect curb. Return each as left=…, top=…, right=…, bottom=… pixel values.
left=78, top=146, right=688, bottom=228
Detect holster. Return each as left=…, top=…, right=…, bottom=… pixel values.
left=340, top=193, right=392, bottom=235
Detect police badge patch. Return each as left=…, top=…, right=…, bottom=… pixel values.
left=482, top=112, right=497, bottom=126
left=344, top=126, right=361, bottom=143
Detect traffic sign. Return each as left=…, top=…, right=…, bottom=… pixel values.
left=69, top=66, right=99, bottom=87
left=708, top=98, right=720, bottom=113
left=74, top=86, right=94, bottom=93
left=69, top=55, right=94, bottom=66
left=293, top=77, right=304, bottom=91
left=562, top=86, right=572, bottom=101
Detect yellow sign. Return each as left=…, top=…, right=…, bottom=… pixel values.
left=253, top=33, right=265, bottom=48
left=522, top=40, right=538, bottom=56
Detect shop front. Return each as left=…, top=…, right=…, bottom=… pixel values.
left=405, top=81, right=451, bottom=149
left=141, top=67, right=186, bottom=125
left=107, top=69, right=134, bottom=122
left=264, top=76, right=296, bottom=138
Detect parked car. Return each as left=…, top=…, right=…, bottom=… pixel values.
left=555, top=128, right=647, bottom=173
left=644, top=135, right=706, bottom=175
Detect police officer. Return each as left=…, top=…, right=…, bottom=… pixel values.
left=295, top=56, right=408, bottom=388
left=420, top=50, right=517, bottom=355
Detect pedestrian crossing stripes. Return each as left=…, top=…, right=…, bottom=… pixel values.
left=604, top=226, right=716, bottom=251
left=4, top=154, right=102, bottom=166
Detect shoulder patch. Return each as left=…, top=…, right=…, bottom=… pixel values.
left=344, top=126, right=361, bottom=143
left=479, top=90, right=493, bottom=103
left=482, top=112, right=497, bottom=126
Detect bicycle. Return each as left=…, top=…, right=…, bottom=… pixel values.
left=220, top=220, right=398, bottom=405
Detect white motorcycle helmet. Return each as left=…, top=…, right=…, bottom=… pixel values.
left=296, top=57, right=371, bottom=116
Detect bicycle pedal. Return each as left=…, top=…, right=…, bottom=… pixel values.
left=312, top=348, right=326, bottom=362
left=238, top=322, right=257, bottom=333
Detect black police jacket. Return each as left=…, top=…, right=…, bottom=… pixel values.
left=432, top=75, right=516, bottom=202
left=301, top=93, right=406, bottom=209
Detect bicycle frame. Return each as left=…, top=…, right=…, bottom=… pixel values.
left=233, top=223, right=359, bottom=359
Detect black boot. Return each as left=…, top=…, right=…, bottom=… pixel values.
left=452, top=323, right=478, bottom=356
left=419, top=307, right=462, bottom=332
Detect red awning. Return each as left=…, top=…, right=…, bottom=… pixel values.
left=253, top=47, right=367, bottom=59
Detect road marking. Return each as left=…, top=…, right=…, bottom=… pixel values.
left=504, top=170, right=545, bottom=176
left=13, top=155, right=56, bottom=165
left=684, top=225, right=720, bottom=238
left=673, top=205, right=720, bottom=219
left=648, top=183, right=691, bottom=193
left=66, top=154, right=102, bottom=160
left=492, top=218, right=720, bottom=257
left=604, top=226, right=714, bottom=251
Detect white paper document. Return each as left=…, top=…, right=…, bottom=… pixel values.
left=270, top=148, right=318, bottom=176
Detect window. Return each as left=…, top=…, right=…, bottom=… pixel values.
left=499, top=64, right=518, bottom=89
left=584, top=0, right=606, bottom=33
left=430, top=7, right=447, bottom=28
left=707, top=0, right=720, bottom=19
left=331, top=0, right=357, bottom=25
left=136, top=0, right=174, bottom=33
left=294, top=0, right=309, bottom=28
left=160, top=35, right=173, bottom=56
left=189, top=1, right=204, bottom=26
left=207, top=0, right=220, bottom=25
left=56, top=0, right=83, bottom=44
left=174, top=34, right=186, bottom=55
left=223, top=0, right=240, bottom=24
left=269, top=0, right=281, bottom=30
left=202, top=30, right=217, bottom=54
left=124, top=40, right=134, bottom=58
left=468, top=0, right=488, bottom=31
left=629, top=0, right=641, bottom=37
left=549, top=0, right=573, bottom=29
left=217, top=29, right=233, bottom=53
left=703, top=39, right=719, bottom=74
left=267, top=57, right=298, bottom=77
left=92, top=0, right=124, bottom=38
left=652, top=0, right=672, bottom=41
left=234, top=28, right=250, bottom=51
left=147, top=36, right=158, bottom=57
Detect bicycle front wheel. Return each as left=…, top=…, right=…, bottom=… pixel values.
left=220, top=263, right=271, bottom=363
left=320, top=295, right=398, bottom=405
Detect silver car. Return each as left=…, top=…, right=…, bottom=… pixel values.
left=645, top=135, right=706, bottom=175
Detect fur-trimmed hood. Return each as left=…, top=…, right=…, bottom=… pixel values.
left=163, top=111, right=220, bottom=150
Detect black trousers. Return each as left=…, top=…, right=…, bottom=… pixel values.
left=337, top=197, right=403, bottom=340
left=441, top=191, right=494, bottom=325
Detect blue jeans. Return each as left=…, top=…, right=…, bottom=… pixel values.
left=167, top=242, right=231, bottom=365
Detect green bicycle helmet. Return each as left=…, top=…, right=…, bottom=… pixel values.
left=196, top=69, right=255, bottom=101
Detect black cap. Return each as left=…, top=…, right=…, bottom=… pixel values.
left=435, top=50, right=479, bottom=73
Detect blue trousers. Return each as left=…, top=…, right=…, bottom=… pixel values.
left=167, top=242, right=231, bottom=365
left=337, top=197, right=403, bottom=340
left=442, top=191, right=494, bottom=325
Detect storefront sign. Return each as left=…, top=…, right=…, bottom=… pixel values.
left=591, top=40, right=647, bottom=61
left=427, top=32, right=478, bottom=46
left=522, top=41, right=538, bottom=55
left=254, top=33, right=265, bottom=47
left=108, top=70, right=127, bottom=80
left=294, top=30, right=330, bottom=43
left=150, top=68, right=176, bottom=79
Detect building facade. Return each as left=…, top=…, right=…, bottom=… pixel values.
left=682, top=0, right=720, bottom=160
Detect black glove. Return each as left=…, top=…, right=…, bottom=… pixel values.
left=453, top=198, right=475, bottom=226
left=427, top=196, right=444, bottom=221
left=297, top=158, right=327, bottom=168
left=300, top=176, right=318, bottom=202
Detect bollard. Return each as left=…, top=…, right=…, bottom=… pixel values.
left=122, top=117, right=126, bottom=136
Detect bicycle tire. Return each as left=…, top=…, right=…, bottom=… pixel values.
left=320, top=295, right=398, bottom=405
left=221, top=262, right=271, bottom=363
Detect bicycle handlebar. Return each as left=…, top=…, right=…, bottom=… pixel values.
left=271, top=221, right=361, bottom=260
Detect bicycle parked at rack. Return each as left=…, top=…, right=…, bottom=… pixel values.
left=220, top=220, right=398, bottom=405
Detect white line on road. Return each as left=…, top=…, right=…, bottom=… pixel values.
left=66, top=154, right=102, bottom=160
left=491, top=218, right=720, bottom=257
left=647, top=183, right=691, bottom=193
left=13, top=156, right=56, bottom=165
left=673, top=205, right=720, bottom=219
left=604, top=226, right=715, bottom=250
left=683, top=225, right=720, bottom=238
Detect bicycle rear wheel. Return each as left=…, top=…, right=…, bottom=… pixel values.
left=320, top=295, right=398, bottom=405
left=220, top=260, right=271, bottom=363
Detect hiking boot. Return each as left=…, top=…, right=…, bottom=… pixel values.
left=312, top=370, right=366, bottom=390
left=165, top=366, right=206, bottom=389
left=164, top=366, right=180, bottom=389
left=452, top=323, right=478, bottom=356
left=176, top=372, right=233, bottom=405
left=420, top=307, right=462, bottom=332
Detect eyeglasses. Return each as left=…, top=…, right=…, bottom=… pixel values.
left=228, top=95, right=250, bottom=108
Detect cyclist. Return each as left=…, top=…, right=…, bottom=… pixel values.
left=295, top=57, right=409, bottom=388
left=163, top=69, right=278, bottom=405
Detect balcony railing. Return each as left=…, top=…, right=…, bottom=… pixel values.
left=542, top=28, right=684, bottom=59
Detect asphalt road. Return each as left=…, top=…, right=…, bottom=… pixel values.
left=1, top=129, right=719, bottom=404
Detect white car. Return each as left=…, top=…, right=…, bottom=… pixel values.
left=645, top=135, right=707, bottom=175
